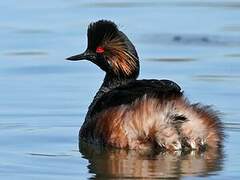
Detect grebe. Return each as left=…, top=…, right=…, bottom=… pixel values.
left=67, top=20, right=223, bottom=151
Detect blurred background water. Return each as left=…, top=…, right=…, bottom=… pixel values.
left=1, top=0, right=240, bottom=179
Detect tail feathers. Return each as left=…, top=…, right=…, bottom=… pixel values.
left=122, top=96, right=224, bottom=151
left=175, top=101, right=224, bottom=150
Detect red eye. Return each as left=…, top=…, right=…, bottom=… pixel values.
left=96, top=47, right=104, bottom=53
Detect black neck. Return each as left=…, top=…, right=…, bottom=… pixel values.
left=102, top=74, right=135, bottom=89
left=84, top=73, right=137, bottom=122
left=96, top=73, right=137, bottom=101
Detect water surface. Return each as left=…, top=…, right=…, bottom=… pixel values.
left=1, top=0, right=240, bottom=179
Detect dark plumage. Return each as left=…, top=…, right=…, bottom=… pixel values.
left=67, top=20, right=223, bottom=152
left=87, top=20, right=119, bottom=50
left=90, top=79, right=182, bottom=117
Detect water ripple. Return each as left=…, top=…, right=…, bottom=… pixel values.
left=140, top=33, right=240, bottom=47
left=4, top=51, right=48, bottom=56
left=0, top=123, right=25, bottom=130
left=3, top=65, right=79, bottom=75
left=146, top=57, right=196, bottom=62
left=81, top=1, right=240, bottom=9
left=174, top=1, right=240, bottom=9
left=223, top=25, right=240, bottom=32
left=82, top=2, right=159, bottom=8
left=27, top=153, right=71, bottom=157
left=15, top=29, right=54, bottom=35
left=224, top=122, right=240, bottom=132
left=0, top=113, right=81, bottom=118
left=225, top=53, right=240, bottom=58
left=192, top=75, right=240, bottom=82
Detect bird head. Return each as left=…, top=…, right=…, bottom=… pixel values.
left=67, top=20, right=139, bottom=79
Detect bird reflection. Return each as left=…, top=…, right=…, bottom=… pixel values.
left=79, top=141, right=223, bottom=179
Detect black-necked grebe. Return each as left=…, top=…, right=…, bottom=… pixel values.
left=67, top=20, right=223, bottom=151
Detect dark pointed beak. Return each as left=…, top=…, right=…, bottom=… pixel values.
left=66, top=50, right=96, bottom=61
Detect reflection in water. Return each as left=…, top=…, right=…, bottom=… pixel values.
left=79, top=141, right=223, bottom=179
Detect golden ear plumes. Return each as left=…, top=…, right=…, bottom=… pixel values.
left=101, top=35, right=138, bottom=76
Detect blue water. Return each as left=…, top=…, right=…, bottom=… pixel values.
left=1, top=0, right=240, bottom=179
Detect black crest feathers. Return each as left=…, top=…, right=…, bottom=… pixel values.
left=87, top=20, right=139, bottom=77
left=87, top=20, right=118, bottom=50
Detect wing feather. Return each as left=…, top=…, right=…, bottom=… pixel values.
left=90, top=79, right=182, bottom=117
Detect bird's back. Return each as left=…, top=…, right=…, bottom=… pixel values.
left=90, top=79, right=182, bottom=117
